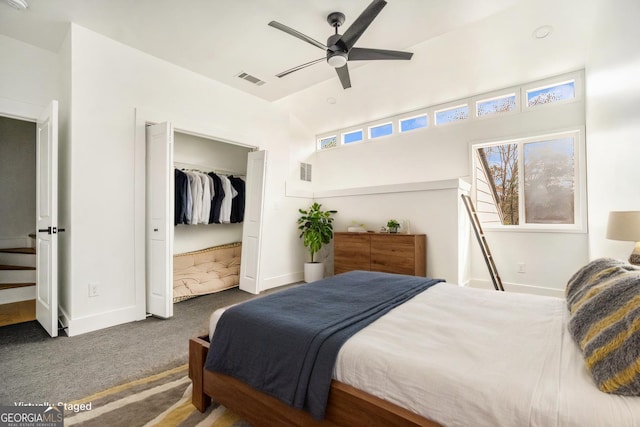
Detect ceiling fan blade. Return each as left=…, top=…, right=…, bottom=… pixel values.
left=335, top=64, right=352, bottom=89
left=348, top=47, right=413, bottom=61
left=340, top=0, right=387, bottom=50
left=268, top=21, right=327, bottom=51
left=275, top=57, right=326, bottom=78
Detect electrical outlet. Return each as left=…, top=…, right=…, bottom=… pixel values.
left=88, top=283, right=99, bottom=297
left=517, top=263, right=526, bottom=274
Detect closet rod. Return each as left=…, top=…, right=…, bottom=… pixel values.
left=173, top=161, right=243, bottom=176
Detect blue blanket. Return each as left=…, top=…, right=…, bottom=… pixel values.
left=204, top=270, right=443, bottom=419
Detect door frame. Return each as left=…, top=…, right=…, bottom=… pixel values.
left=0, top=97, right=59, bottom=334
left=134, top=108, right=261, bottom=318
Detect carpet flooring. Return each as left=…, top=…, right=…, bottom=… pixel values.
left=0, top=287, right=267, bottom=407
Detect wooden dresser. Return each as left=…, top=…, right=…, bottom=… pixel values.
left=334, top=232, right=426, bottom=277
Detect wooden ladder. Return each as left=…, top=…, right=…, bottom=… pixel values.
left=461, top=194, right=504, bottom=291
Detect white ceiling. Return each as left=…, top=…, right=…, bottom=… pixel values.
left=0, top=0, right=525, bottom=102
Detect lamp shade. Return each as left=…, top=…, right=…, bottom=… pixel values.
left=606, top=211, right=640, bottom=241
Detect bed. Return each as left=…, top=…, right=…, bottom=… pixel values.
left=173, top=242, right=241, bottom=302
left=189, top=260, right=640, bottom=426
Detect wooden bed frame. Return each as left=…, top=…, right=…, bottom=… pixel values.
left=189, top=335, right=441, bottom=427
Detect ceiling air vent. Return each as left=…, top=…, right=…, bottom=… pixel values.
left=236, top=72, right=266, bottom=86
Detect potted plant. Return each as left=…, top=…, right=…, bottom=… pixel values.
left=298, top=202, right=337, bottom=282
left=387, top=219, right=400, bottom=233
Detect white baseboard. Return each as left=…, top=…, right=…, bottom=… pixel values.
left=64, top=305, right=145, bottom=337
left=0, top=285, right=35, bottom=304
left=260, top=272, right=304, bottom=292
left=467, top=279, right=564, bottom=298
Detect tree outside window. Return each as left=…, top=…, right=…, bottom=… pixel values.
left=479, top=144, right=519, bottom=225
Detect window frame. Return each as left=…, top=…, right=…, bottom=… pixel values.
left=317, top=135, right=338, bottom=150
left=473, top=89, right=520, bottom=119
left=472, top=128, right=587, bottom=233
left=342, top=129, right=364, bottom=145
left=522, top=71, right=583, bottom=111
left=399, top=113, right=429, bottom=133
left=434, top=103, right=469, bottom=126
left=368, top=121, right=394, bottom=140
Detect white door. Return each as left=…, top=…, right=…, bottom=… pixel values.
left=35, top=100, right=59, bottom=337
left=146, top=122, right=173, bottom=318
left=240, top=150, right=267, bottom=294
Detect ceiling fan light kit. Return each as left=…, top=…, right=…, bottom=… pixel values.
left=327, top=52, right=348, bottom=68
left=268, top=0, right=413, bottom=89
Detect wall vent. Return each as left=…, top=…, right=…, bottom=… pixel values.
left=300, top=163, right=312, bottom=182
left=237, top=72, right=266, bottom=86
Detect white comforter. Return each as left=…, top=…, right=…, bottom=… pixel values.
left=210, top=283, right=640, bottom=426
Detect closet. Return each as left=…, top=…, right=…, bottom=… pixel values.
left=171, top=132, right=252, bottom=302
left=173, top=131, right=251, bottom=254
left=145, top=121, right=266, bottom=319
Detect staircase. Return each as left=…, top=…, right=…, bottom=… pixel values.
left=0, top=246, right=36, bottom=327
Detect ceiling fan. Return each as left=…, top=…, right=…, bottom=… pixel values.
left=268, top=0, right=413, bottom=89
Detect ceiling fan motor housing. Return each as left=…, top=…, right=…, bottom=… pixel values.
left=326, top=32, right=348, bottom=67
left=327, top=12, right=346, bottom=28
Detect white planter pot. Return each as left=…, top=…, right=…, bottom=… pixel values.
left=304, top=262, right=325, bottom=283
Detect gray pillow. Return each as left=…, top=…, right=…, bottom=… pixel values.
left=566, top=258, right=640, bottom=396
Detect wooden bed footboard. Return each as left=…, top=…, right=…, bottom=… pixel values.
left=189, top=335, right=440, bottom=427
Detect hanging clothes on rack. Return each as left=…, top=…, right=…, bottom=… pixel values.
left=209, top=172, right=224, bottom=224
left=199, top=172, right=213, bottom=225
left=185, top=171, right=203, bottom=224
left=228, top=176, right=246, bottom=223
left=173, top=167, right=246, bottom=226
left=218, top=175, right=237, bottom=224
left=174, top=169, right=190, bottom=225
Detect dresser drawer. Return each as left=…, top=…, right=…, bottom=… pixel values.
left=333, top=232, right=426, bottom=277
left=334, top=233, right=371, bottom=274
left=371, top=235, right=417, bottom=275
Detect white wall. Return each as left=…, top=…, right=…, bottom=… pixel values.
left=61, top=24, right=308, bottom=335
left=0, top=34, right=59, bottom=113
left=0, top=117, right=36, bottom=246
left=315, top=180, right=470, bottom=284
left=309, top=93, right=587, bottom=294
left=173, top=132, right=251, bottom=254
left=585, top=0, right=640, bottom=263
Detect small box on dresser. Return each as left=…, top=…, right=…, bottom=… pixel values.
left=334, top=232, right=426, bottom=277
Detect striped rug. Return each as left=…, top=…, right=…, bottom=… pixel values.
left=64, top=364, right=251, bottom=426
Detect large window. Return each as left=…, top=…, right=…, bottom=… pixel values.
left=473, top=130, right=585, bottom=231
